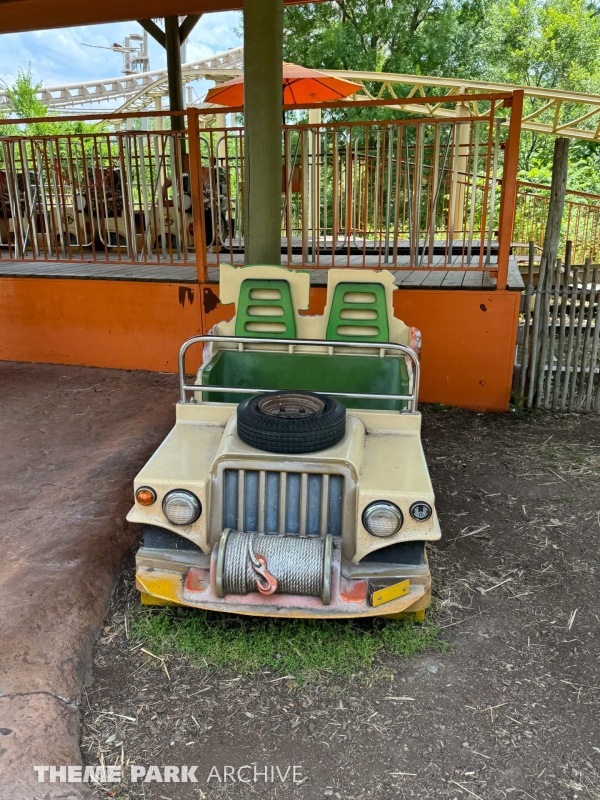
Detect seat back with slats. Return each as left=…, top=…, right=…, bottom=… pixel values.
left=325, top=282, right=389, bottom=342
left=234, top=278, right=297, bottom=339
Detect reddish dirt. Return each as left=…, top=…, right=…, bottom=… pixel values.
left=0, top=362, right=179, bottom=800
left=80, top=406, right=600, bottom=800
left=2, top=360, right=600, bottom=800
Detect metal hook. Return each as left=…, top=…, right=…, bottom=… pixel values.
left=248, top=537, right=278, bottom=596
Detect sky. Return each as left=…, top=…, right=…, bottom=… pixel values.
left=0, top=12, right=242, bottom=103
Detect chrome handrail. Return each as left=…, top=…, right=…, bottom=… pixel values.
left=178, top=335, right=420, bottom=412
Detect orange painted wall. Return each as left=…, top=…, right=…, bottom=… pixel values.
left=0, top=277, right=520, bottom=410
left=0, top=278, right=202, bottom=373
left=392, top=289, right=520, bottom=412
left=201, top=283, right=520, bottom=412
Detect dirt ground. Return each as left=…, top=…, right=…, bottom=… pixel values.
left=0, top=362, right=180, bottom=800
left=80, top=405, right=600, bottom=800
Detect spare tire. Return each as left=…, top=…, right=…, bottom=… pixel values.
left=236, top=391, right=346, bottom=454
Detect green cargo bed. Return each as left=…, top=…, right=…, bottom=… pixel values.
left=200, top=349, right=410, bottom=411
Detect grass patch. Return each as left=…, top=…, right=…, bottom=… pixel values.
left=131, top=607, right=444, bottom=679
left=509, top=390, right=526, bottom=414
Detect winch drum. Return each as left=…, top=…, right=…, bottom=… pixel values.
left=216, top=529, right=333, bottom=604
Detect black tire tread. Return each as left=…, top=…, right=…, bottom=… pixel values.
left=236, top=391, right=346, bottom=454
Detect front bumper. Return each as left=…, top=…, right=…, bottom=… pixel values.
left=135, top=545, right=431, bottom=619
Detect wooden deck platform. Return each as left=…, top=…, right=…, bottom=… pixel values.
left=208, top=238, right=501, bottom=271
left=0, top=259, right=524, bottom=290
left=0, top=261, right=199, bottom=283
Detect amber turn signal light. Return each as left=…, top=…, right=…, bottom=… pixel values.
left=136, top=487, right=157, bottom=506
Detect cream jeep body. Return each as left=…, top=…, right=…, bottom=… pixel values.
left=127, top=266, right=440, bottom=618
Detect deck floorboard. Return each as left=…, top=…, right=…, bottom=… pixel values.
left=0, top=258, right=524, bottom=290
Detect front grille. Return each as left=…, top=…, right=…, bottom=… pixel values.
left=221, top=469, right=345, bottom=537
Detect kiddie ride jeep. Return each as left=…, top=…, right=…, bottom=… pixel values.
left=127, top=265, right=440, bottom=619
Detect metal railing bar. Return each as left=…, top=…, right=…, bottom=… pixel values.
left=0, top=113, right=504, bottom=271
left=178, top=334, right=420, bottom=412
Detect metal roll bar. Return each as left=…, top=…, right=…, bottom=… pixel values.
left=178, top=334, right=420, bottom=412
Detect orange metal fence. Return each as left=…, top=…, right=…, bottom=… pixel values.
left=514, top=181, right=600, bottom=264
left=0, top=93, right=523, bottom=287
left=203, top=114, right=506, bottom=271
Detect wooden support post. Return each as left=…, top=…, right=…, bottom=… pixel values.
left=165, top=16, right=184, bottom=133
left=179, top=15, right=201, bottom=44
left=140, top=15, right=201, bottom=135
left=187, top=108, right=208, bottom=283
left=138, top=18, right=166, bottom=48
left=307, top=109, right=321, bottom=238
left=540, top=137, right=570, bottom=275
left=244, top=0, right=284, bottom=265
left=496, top=89, right=524, bottom=289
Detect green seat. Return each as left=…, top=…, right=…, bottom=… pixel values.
left=201, top=350, right=409, bottom=411
left=234, top=279, right=296, bottom=339
left=325, top=282, right=389, bottom=342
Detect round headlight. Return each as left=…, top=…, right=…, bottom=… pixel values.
left=162, top=490, right=201, bottom=526
left=362, top=501, right=403, bottom=537
left=410, top=501, right=432, bottom=522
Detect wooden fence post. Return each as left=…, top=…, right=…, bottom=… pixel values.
left=496, top=89, right=523, bottom=289
left=518, top=241, right=536, bottom=399
left=541, top=137, right=570, bottom=278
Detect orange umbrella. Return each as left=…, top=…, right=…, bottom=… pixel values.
left=204, top=64, right=362, bottom=107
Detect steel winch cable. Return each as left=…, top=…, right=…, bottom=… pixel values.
left=216, top=530, right=333, bottom=604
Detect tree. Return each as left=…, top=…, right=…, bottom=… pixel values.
left=477, top=0, right=600, bottom=178
left=478, top=0, right=600, bottom=92
left=0, top=67, right=103, bottom=135
left=283, top=0, right=600, bottom=188
left=283, top=0, right=490, bottom=120
left=284, top=0, right=488, bottom=76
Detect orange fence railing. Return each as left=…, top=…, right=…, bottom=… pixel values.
left=514, top=181, right=600, bottom=264
left=0, top=92, right=523, bottom=288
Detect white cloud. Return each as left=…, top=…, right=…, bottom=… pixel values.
left=0, top=12, right=242, bottom=90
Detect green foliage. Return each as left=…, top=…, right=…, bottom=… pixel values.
left=477, top=0, right=600, bottom=183
left=477, top=0, right=600, bottom=91
left=284, top=0, right=600, bottom=189
left=284, top=0, right=487, bottom=76
left=4, top=68, right=48, bottom=119
left=510, top=390, right=526, bottom=414
left=131, top=606, right=444, bottom=679
left=283, top=0, right=489, bottom=122
left=0, top=66, right=104, bottom=136
left=518, top=136, right=600, bottom=194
